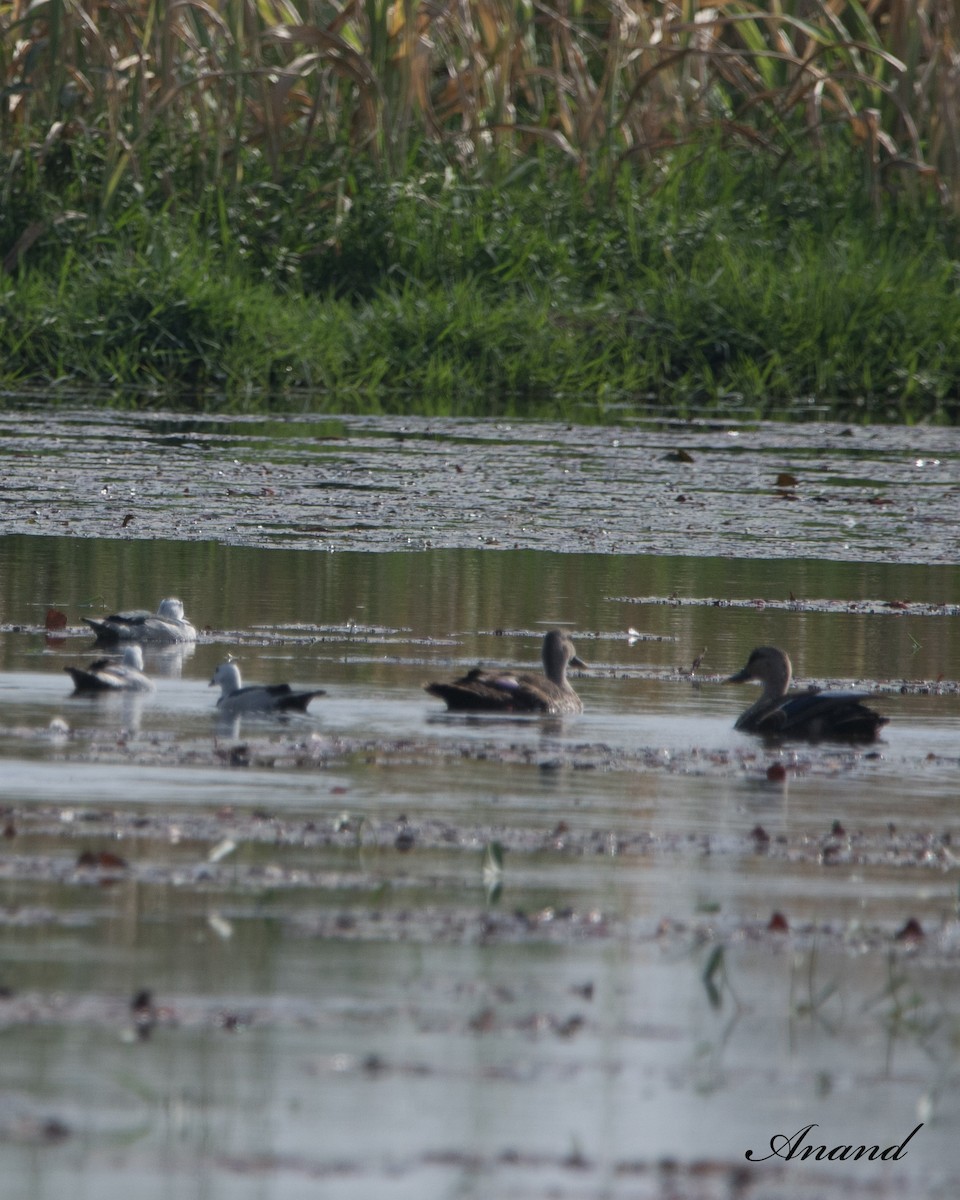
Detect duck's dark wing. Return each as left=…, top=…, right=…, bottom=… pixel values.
left=64, top=663, right=122, bottom=692
left=275, top=688, right=326, bottom=713
left=84, top=611, right=153, bottom=642
left=756, top=691, right=887, bottom=741
left=426, top=669, right=554, bottom=713
left=219, top=683, right=325, bottom=713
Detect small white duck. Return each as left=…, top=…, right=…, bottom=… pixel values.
left=65, top=645, right=155, bottom=694
left=85, top=597, right=197, bottom=645
left=210, top=660, right=325, bottom=718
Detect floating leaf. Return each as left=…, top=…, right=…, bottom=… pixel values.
left=208, top=837, right=237, bottom=864
left=766, top=763, right=787, bottom=781
left=77, top=849, right=128, bottom=870
left=768, top=911, right=789, bottom=932
left=482, top=841, right=504, bottom=875
left=208, top=913, right=234, bottom=940
left=775, top=472, right=798, bottom=487
left=483, top=841, right=504, bottom=904
left=45, top=608, right=67, bottom=631
left=702, top=945, right=725, bottom=1010
left=895, top=917, right=924, bottom=942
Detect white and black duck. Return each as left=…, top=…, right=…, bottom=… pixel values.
left=85, top=597, right=197, bottom=645
left=210, top=660, right=326, bottom=718
left=65, top=645, right=155, bottom=694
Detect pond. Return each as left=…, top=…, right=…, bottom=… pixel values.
left=1, top=406, right=959, bottom=1200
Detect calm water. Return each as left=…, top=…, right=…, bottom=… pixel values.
left=1, top=404, right=959, bottom=1200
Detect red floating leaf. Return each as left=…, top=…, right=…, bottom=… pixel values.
left=895, top=917, right=924, bottom=942
left=767, top=911, right=789, bottom=932
left=76, top=849, right=128, bottom=870
left=45, top=608, right=68, bottom=631
left=766, top=763, right=787, bottom=781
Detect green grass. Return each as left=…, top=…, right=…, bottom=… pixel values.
left=3, top=1, right=960, bottom=419
left=2, top=143, right=959, bottom=419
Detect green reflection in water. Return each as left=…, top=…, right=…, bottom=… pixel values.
left=1, top=534, right=958, bottom=683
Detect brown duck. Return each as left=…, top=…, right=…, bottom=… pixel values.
left=726, top=645, right=887, bottom=741
left=426, top=630, right=586, bottom=715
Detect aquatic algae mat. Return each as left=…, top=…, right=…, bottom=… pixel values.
left=0, top=406, right=958, bottom=561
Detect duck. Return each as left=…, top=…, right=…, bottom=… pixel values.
left=425, top=629, right=586, bottom=715
left=85, top=597, right=197, bottom=645
left=726, top=645, right=887, bottom=741
left=65, top=645, right=155, bottom=694
left=210, top=660, right=326, bottom=718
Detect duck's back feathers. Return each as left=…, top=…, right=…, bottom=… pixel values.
left=86, top=598, right=196, bottom=645
left=737, top=690, right=888, bottom=741
left=224, top=682, right=326, bottom=715
left=65, top=646, right=154, bottom=694
left=426, top=630, right=585, bottom=716
left=425, top=670, right=572, bottom=714
left=210, top=660, right=325, bottom=717
left=727, top=645, right=886, bottom=742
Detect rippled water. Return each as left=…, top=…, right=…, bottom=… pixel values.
left=1, top=406, right=959, bottom=1200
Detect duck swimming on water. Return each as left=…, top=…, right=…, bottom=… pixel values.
left=65, top=645, right=155, bottom=694
left=726, top=645, right=887, bottom=741
left=210, top=660, right=326, bottom=718
left=425, top=629, right=586, bottom=715
left=85, top=598, right=197, bottom=645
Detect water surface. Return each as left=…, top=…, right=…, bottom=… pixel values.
left=1, top=410, right=959, bottom=1199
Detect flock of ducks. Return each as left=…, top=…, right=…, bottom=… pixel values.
left=65, top=598, right=888, bottom=741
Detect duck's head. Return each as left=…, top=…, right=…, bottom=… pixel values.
left=542, top=629, right=586, bottom=678
left=726, top=646, right=792, bottom=696
left=210, top=660, right=242, bottom=694
left=122, top=645, right=145, bottom=671
left=157, top=598, right=185, bottom=621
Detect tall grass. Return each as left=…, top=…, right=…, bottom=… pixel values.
left=2, top=1, right=960, bottom=415
left=2, top=146, right=958, bottom=417
left=2, top=1, right=959, bottom=209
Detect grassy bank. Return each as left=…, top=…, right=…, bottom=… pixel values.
left=1, top=2, right=959, bottom=420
